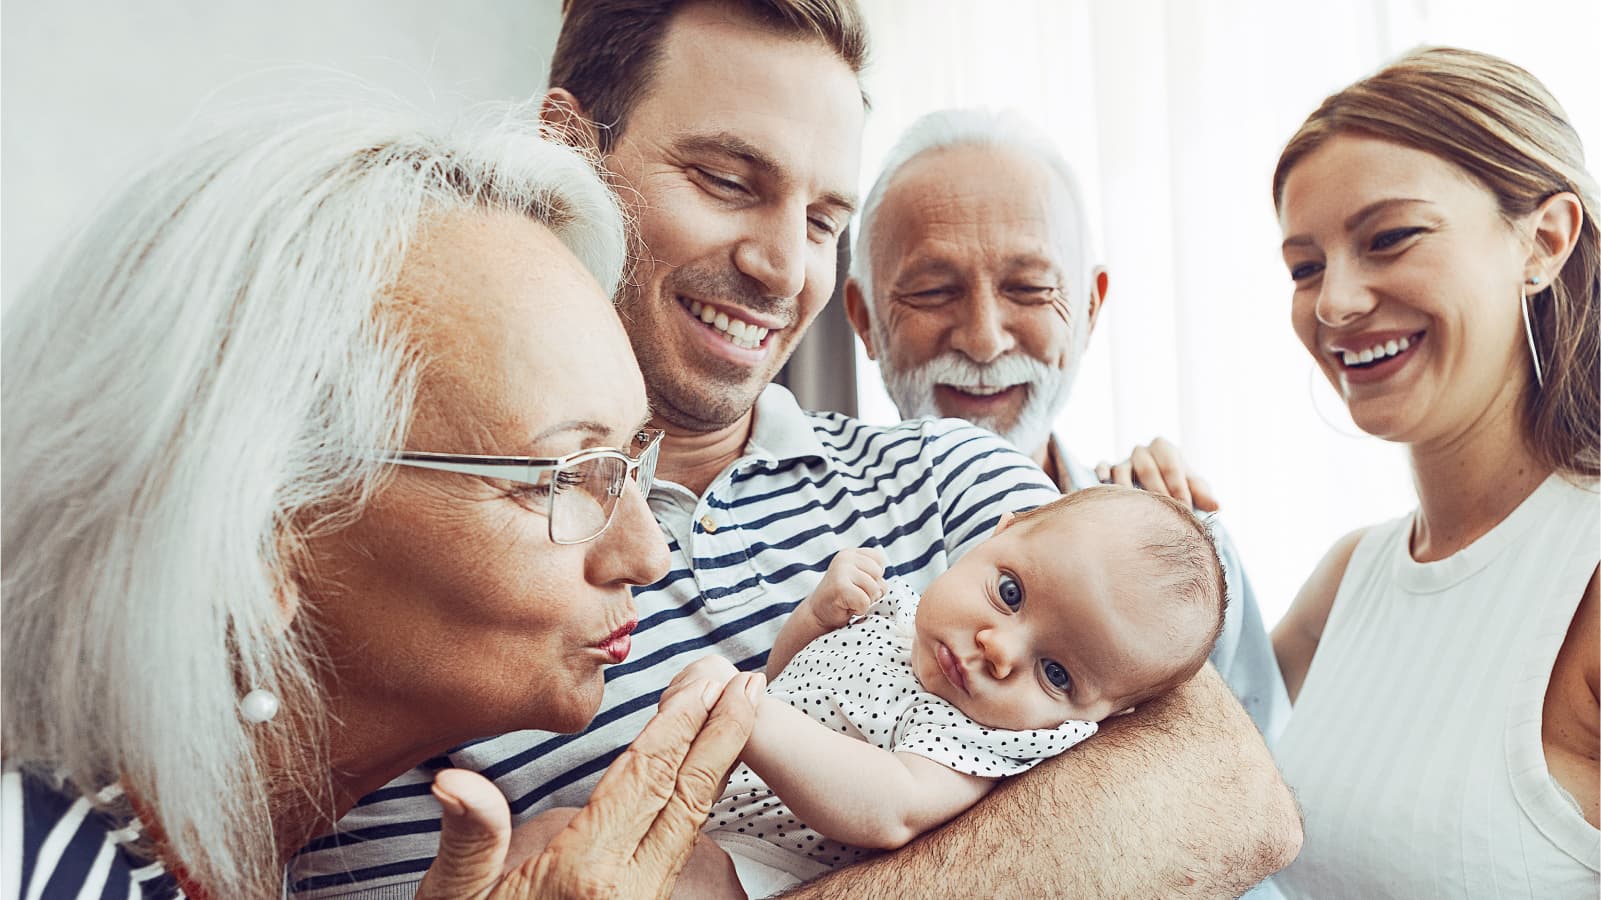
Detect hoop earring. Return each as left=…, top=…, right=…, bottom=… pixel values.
left=1306, top=363, right=1369, bottom=439
left=1521, top=277, right=1545, bottom=390
left=239, top=688, right=280, bottom=724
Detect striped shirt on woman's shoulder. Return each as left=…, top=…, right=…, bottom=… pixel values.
left=2, top=767, right=183, bottom=900
left=288, top=385, right=1060, bottom=898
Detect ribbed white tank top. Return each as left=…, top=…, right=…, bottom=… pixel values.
left=1277, top=474, right=1600, bottom=899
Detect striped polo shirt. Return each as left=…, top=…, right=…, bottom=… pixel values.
left=288, top=385, right=1060, bottom=898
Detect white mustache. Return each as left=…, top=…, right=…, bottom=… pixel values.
left=877, top=348, right=1074, bottom=456
left=920, top=352, right=1054, bottom=390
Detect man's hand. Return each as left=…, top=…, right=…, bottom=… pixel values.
left=802, top=546, right=888, bottom=631
left=1095, top=436, right=1220, bottom=512
left=415, top=668, right=763, bottom=900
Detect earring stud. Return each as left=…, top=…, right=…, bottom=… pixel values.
left=1526, top=275, right=1542, bottom=286
left=240, top=688, right=280, bottom=723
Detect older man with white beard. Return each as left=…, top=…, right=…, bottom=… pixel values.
left=842, top=107, right=1291, bottom=749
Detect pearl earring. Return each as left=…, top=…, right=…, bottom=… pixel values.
left=239, top=688, right=281, bottom=724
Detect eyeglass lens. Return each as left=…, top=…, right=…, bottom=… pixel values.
left=550, top=436, right=660, bottom=543
left=551, top=455, right=627, bottom=543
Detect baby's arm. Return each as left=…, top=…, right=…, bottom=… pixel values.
left=767, top=546, right=886, bottom=678
left=741, top=694, right=994, bottom=850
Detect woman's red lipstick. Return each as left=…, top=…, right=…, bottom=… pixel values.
left=599, top=620, right=637, bottom=663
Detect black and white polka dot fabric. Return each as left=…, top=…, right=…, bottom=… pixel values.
left=705, top=579, right=1097, bottom=872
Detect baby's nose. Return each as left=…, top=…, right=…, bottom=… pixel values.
left=976, top=627, right=1019, bottom=679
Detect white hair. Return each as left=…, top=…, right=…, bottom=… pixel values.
left=1, top=98, right=625, bottom=898
left=850, top=107, right=1100, bottom=318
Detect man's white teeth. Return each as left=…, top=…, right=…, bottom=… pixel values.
left=949, top=384, right=1014, bottom=396
left=688, top=299, right=769, bottom=350
left=1342, top=335, right=1411, bottom=367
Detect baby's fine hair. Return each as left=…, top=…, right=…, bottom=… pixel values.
left=1011, top=485, right=1227, bottom=703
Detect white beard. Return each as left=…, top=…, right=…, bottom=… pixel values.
left=876, top=344, right=1073, bottom=458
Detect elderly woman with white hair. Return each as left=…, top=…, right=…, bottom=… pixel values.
left=1, top=102, right=761, bottom=899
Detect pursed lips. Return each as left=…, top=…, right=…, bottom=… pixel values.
left=597, top=620, right=637, bottom=663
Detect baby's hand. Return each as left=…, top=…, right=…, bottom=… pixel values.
left=660, top=654, right=740, bottom=709
left=804, top=546, right=888, bottom=631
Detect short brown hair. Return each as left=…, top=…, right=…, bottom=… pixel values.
left=1273, top=47, right=1599, bottom=479
left=1012, top=485, right=1227, bottom=707
left=551, top=0, right=870, bottom=154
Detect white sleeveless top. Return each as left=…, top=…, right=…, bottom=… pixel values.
left=1277, top=474, right=1600, bottom=899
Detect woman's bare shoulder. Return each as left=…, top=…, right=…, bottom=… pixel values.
left=1273, top=528, right=1368, bottom=702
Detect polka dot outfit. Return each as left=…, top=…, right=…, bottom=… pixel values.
left=706, top=579, right=1097, bottom=872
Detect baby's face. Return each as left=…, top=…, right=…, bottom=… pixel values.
left=910, top=499, right=1203, bottom=730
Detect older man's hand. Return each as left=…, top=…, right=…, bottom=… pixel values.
left=1095, top=436, right=1220, bottom=512
left=416, top=670, right=762, bottom=899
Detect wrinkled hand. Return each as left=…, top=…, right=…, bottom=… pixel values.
left=806, top=546, right=888, bottom=630
left=415, top=668, right=763, bottom=900
left=1095, top=436, right=1219, bottom=512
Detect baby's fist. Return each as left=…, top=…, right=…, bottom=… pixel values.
left=807, top=546, right=888, bottom=629
left=661, top=654, right=739, bottom=708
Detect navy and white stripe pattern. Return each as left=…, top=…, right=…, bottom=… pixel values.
left=288, top=385, right=1060, bottom=898
left=1, top=768, right=182, bottom=900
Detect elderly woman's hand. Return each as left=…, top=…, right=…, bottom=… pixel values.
left=416, top=669, right=763, bottom=899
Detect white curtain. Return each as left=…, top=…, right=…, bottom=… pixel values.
left=851, top=0, right=1601, bottom=626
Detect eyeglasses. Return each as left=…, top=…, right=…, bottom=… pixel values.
left=377, top=429, right=663, bottom=544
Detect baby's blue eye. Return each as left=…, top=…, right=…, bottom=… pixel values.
left=1043, top=660, right=1072, bottom=692
left=998, top=574, right=1023, bottom=610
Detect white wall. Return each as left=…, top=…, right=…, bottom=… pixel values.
left=2, top=0, right=563, bottom=304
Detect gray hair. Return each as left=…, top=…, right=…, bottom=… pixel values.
left=1, top=99, right=625, bottom=898
left=850, top=107, right=1099, bottom=318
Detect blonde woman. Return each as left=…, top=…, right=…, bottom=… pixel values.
left=1271, top=48, right=1599, bottom=897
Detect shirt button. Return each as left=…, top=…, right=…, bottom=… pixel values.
left=699, top=515, right=718, bottom=533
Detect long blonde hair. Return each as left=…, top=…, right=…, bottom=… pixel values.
left=1273, top=47, right=1599, bottom=478
left=1, top=100, right=625, bottom=897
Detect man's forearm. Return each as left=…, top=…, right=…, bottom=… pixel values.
left=781, top=666, right=1303, bottom=899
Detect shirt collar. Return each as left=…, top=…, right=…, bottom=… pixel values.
left=1049, top=432, right=1096, bottom=491
left=744, top=383, right=828, bottom=465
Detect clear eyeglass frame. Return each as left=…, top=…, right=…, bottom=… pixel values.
left=376, top=428, right=663, bottom=544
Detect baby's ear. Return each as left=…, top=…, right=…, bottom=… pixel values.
left=1110, top=706, right=1138, bottom=718
left=994, top=511, right=1016, bottom=535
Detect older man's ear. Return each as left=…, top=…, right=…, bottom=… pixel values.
left=844, top=276, right=878, bottom=361
left=1086, top=266, right=1110, bottom=334
left=539, top=88, right=603, bottom=155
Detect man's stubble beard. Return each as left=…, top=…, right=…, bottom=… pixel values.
left=614, top=252, right=795, bottom=433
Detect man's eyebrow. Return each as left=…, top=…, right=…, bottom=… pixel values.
left=1282, top=197, right=1431, bottom=250
left=890, top=257, right=961, bottom=285
left=676, top=133, right=857, bottom=214
left=1000, top=253, right=1064, bottom=275
left=818, top=189, right=858, bottom=216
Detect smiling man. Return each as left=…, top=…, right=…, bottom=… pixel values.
left=289, top=3, right=1301, bottom=898
left=845, top=107, right=1291, bottom=748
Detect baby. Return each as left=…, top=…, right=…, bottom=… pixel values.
left=513, top=485, right=1225, bottom=896
left=674, top=484, right=1228, bottom=897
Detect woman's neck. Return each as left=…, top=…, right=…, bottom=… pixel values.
left=1407, top=395, right=1550, bottom=563
left=266, top=698, right=463, bottom=869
